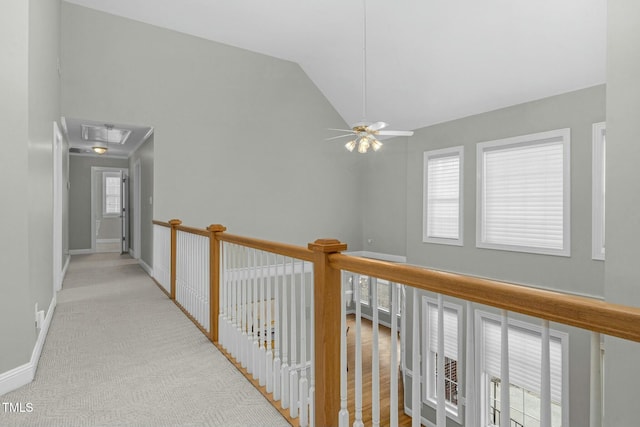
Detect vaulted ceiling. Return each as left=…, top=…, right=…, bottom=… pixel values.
left=64, top=0, right=607, bottom=131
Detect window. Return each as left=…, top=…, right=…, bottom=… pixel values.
left=359, top=275, right=370, bottom=306
left=103, top=172, right=121, bottom=216
left=476, top=129, right=571, bottom=256
left=479, top=312, right=567, bottom=427
left=422, top=297, right=462, bottom=421
left=592, top=122, right=606, bottom=260
left=423, top=146, right=464, bottom=245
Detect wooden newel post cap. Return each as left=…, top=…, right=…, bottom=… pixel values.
left=207, top=224, right=227, bottom=233
left=308, top=238, right=348, bottom=253
left=168, top=219, right=182, bottom=226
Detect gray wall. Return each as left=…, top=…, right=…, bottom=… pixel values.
left=361, top=137, right=408, bottom=256
left=129, top=135, right=155, bottom=267
left=0, top=0, right=60, bottom=375
left=405, top=85, right=606, bottom=298
left=388, top=86, right=605, bottom=426
left=604, top=0, right=640, bottom=424
left=61, top=3, right=364, bottom=250
left=68, top=156, right=129, bottom=250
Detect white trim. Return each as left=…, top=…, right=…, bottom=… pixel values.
left=0, top=295, right=56, bottom=396
left=69, top=248, right=94, bottom=255
left=592, top=122, right=606, bottom=261
left=345, top=251, right=407, bottom=263
left=96, top=238, right=121, bottom=244
left=69, top=152, right=129, bottom=159
left=53, top=121, right=64, bottom=292
left=133, top=159, right=141, bottom=260
left=139, top=258, right=153, bottom=276
left=127, top=127, right=154, bottom=159
left=61, top=255, right=70, bottom=285
left=423, top=146, right=464, bottom=246
left=476, top=128, right=571, bottom=257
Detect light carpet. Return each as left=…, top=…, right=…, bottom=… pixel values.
left=0, top=253, right=288, bottom=427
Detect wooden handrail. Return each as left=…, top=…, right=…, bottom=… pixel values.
left=330, top=253, right=640, bottom=343
left=175, top=224, right=210, bottom=237
left=152, top=220, right=171, bottom=227
left=218, top=233, right=314, bottom=262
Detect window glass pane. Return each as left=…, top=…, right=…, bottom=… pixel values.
left=427, top=154, right=460, bottom=239
left=377, top=280, right=390, bottom=311
left=359, top=276, right=369, bottom=305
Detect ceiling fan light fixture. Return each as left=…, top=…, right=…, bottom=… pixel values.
left=345, top=140, right=357, bottom=152
left=371, top=139, right=383, bottom=151
left=92, top=146, right=108, bottom=155
left=357, top=138, right=370, bottom=153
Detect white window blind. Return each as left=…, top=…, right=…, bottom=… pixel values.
left=477, top=129, right=570, bottom=256
left=427, top=302, right=459, bottom=360
left=481, top=316, right=563, bottom=404
left=423, top=146, right=463, bottom=245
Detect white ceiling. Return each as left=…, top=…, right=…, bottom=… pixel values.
left=63, top=0, right=607, bottom=131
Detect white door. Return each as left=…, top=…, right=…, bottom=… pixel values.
left=120, top=171, right=129, bottom=254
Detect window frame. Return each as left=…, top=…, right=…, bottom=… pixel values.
left=423, top=146, right=464, bottom=246
left=476, top=311, right=569, bottom=427
left=421, top=297, right=463, bottom=422
left=592, top=122, right=606, bottom=260
left=102, top=171, right=122, bottom=217
left=476, top=129, right=571, bottom=257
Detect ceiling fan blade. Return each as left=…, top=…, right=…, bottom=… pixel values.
left=325, top=134, right=355, bottom=141
left=328, top=128, right=356, bottom=133
left=376, top=130, right=414, bottom=137
left=366, top=121, right=389, bottom=132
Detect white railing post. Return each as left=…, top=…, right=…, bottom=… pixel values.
left=436, top=294, right=446, bottom=427
left=500, top=310, right=510, bottom=427
left=465, top=302, right=477, bottom=427
left=353, top=275, right=364, bottom=427
left=390, top=282, right=399, bottom=427
left=411, top=288, right=421, bottom=427
left=372, top=278, right=380, bottom=427
left=299, top=261, right=309, bottom=426
left=590, top=332, right=603, bottom=427
left=252, top=249, right=260, bottom=377
left=290, top=258, right=299, bottom=418
left=541, top=320, right=551, bottom=427
left=281, top=256, right=290, bottom=410
left=273, top=255, right=282, bottom=401
left=259, top=251, right=267, bottom=386
left=309, top=260, right=316, bottom=427
left=339, top=272, right=349, bottom=427
left=265, top=252, right=274, bottom=392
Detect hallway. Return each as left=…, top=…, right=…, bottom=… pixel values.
left=0, top=254, right=288, bottom=427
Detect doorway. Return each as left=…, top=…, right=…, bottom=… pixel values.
left=53, top=121, right=64, bottom=291
left=91, top=167, right=129, bottom=253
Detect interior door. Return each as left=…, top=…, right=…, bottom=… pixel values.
left=120, top=171, right=129, bottom=254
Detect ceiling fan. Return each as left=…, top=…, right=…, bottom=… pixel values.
left=327, top=0, right=414, bottom=153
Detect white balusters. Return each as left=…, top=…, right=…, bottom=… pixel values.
left=281, top=256, right=290, bottom=410
left=390, top=283, right=399, bottom=427
left=590, top=332, right=602, bottom=427
left=290, top=258, right=299, bottom=418
left=339, top=273, right=349, bottom=427
left=152, top=224, right=171, bottom=293
left=299, top=261, right=309, bottom=426
left=273, top=255, right=282, bottom=401
left=175, top=231, right=210, bottom=332
left=265, top=251, right=274, bottom=392
left=411, top=288, right=420, bottom=427
left=465, top=301, right=477, bottom=427
left=354, top=275, right=364, bottom=427
left=252, top=249, right=260, bottom=377
left=436, top=294, right=445, bottom=427
left=259, top=251, right=267, bottom=387
left=500, top=310, right=510, bottom=427
left=371, top=278, right=380, bottom=427
left=541, top=319, right=551, bottom=427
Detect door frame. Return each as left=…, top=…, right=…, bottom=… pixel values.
left=91, top=166, right=129, bottom=253
left=132, top=159, right=141, bottom=259
left=53, top=121, right=63, bottom=291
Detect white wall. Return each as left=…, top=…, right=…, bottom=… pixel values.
left=61, top=3, right=365, bottom=249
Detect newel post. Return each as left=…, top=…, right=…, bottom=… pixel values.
left=168, top=219, right=182, bottom=300
left=308, top=238, right=348, bottom=427
left=207, top=224, right=227, bottom=343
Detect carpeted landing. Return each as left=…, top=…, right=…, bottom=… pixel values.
left=0, top=253, right=289, bottom=427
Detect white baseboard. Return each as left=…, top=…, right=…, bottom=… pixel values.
left=0, top=294, right=56, bottom=396
left=139, top=258, right=153, bottom=276
left=129, top=247, right=137, bottom=259
left=69, top=248, right=93, bottom=255
left=346, top=251, right=407, bottom=263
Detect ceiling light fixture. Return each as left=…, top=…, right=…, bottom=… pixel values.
left=92, top=124, right=113, bottom=155
left=326, top=0, right=414, bottom=153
